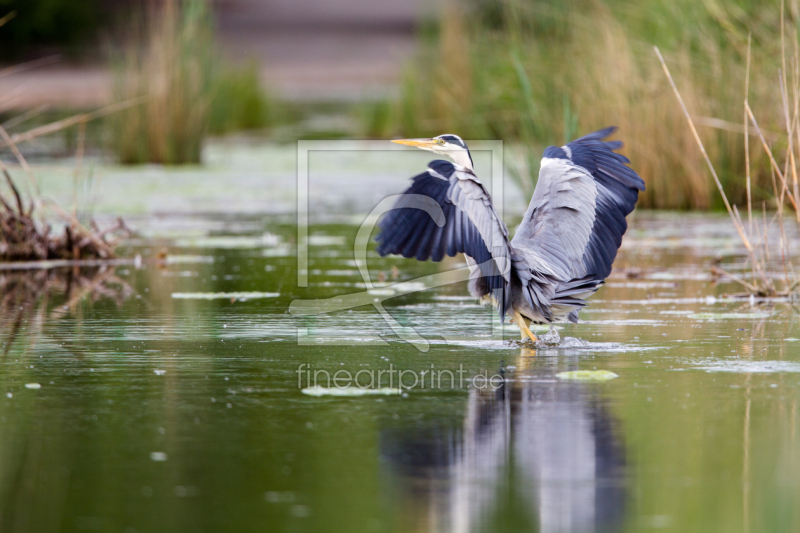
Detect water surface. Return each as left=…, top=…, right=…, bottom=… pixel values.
left=1, top=157, right=799, bottom=532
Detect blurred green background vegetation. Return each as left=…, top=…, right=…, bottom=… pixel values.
left=1, top=0, right=799, bottom=211
left=383, top=0, right=794, bottom=210
left=0, top=0, right=272, bottom=165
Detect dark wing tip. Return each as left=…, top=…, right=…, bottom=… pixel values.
left=573, top=126, right=618, bottom=143
left=567, top=126, right=645, bottom=192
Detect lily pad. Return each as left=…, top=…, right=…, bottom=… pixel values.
left=164, top=255, right=215, bottom=264
left=301, top=387, right=402, bottom=397
left=556, top=370, right=619, bottom=381
left=367, top=289, right=395, bottom=296
left=308, top=235, right=346, bottom=246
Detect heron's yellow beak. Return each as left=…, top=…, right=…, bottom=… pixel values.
left=391, top=138, right=438, bottom=149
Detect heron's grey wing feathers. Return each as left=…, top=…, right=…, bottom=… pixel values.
left=505, top=179, right=599, bottom=324
left=376, top=160, right=512, bottom=319
left=509, top=127, right=644, bottom=322
left=513, top=127, right=645, bottom=283
left=565, top=126, right=646, bottom=280
left=512, top=158, right=597, bottom=280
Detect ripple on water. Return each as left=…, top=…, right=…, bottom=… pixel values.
left=534, top=337, right=662, bottom=353
left=582, top=319, right=666, bottom=326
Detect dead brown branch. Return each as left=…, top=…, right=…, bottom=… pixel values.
left=1, top=174, right=129, bottom=263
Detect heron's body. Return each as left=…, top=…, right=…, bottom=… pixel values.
left=376, top=128, right=645, bottom=341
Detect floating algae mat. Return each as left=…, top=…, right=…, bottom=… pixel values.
left=686, top=359, right=800, bottom=374
left=301, top=387, right=403, bottom=397
left=688, top=312, right=772, bottom=320
left=171, top=291, right=280, bottom=300
left=175, top=234, right=281, bottom=249
left=555, top=370, right=619, bottom=381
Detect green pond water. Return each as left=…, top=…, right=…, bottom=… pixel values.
left=1, top=142, right=799, bottom=532
left=0, top=210, right=798, bottom=533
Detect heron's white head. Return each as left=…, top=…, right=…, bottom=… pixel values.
left=391, top=134, right=474, bottom=171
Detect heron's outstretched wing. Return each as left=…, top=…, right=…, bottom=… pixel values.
left=376, top=159, right=512, bottom=319
left=512, top=127, right=645, bottom=284
left=565, top=126, right=646, bottom=280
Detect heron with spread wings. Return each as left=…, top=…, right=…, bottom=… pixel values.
left=376, top=127, right=645, bottom=342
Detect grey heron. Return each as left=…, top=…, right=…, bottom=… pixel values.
left=376, top=127, right=645, bottom=342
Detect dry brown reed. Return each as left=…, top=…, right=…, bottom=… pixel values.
left=656, top=22, right=799, bottom=297
left=0, top=188, right=128, bottom=262
left=109, top=0, right=269, bottom=163
left=564, top=12, right=713, bottom=209
left=110, top=0, right=214, bottom=165
left=397, top=0, right=788, bottom=210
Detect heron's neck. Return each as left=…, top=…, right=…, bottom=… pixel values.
left=448, top=149, right=474, bottom=171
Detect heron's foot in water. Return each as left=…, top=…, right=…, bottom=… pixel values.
left=521, top=326, right=538, bottom=344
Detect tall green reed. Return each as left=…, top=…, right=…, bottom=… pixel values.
left=110, top=0, right=269, bottom=165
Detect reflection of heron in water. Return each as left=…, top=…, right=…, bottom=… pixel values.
left=380, top=349, right=626, bottom=533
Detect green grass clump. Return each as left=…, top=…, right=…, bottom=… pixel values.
left=209, top=63, right=271, bottom=135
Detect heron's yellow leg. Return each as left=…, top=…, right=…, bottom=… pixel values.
left=513, top=312, right=538, bottom=343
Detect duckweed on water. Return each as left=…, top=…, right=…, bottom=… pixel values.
left=555, top=370, right=619, bottom=381
left=687, top=360, right=800, bottom=374
left=688, top=312, right=773, bottom=320
left=171, top=291, right=280, bottom=300
left=175, top=234, right=280, bottom=249
left=301, top=387, right=403, bottom=397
